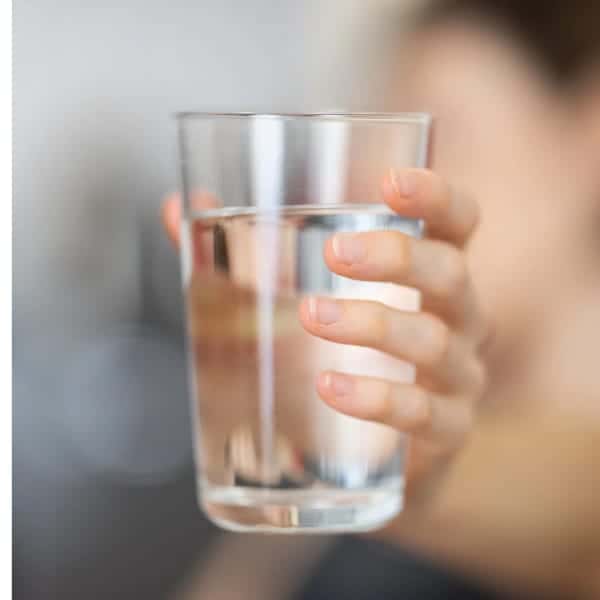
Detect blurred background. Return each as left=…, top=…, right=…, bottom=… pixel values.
left=13, top=1, right=418, bottom=598
left=14, top=0, right=600, bottom=598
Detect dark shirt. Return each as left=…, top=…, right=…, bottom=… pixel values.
left=296, top=536, right=504, bottom=600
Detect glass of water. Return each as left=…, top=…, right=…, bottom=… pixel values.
left=177, top=112, right=432, bottom=532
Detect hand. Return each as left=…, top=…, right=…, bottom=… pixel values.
left=295, top=169, right=488, bottom=495
left=392, top=410, right=600, bottom=598
left=162, top=168, right=488, bottom=497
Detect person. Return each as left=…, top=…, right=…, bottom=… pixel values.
left=163, top=168, right=487, bottom=498
left=162, top=0, right=600, bottom=596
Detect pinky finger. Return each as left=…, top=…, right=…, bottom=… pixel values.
left=316, top=371, right=471, bottom=443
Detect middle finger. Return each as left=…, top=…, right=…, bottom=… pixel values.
left=324, top=231, right=486, bottom=337
left=298, top=297, right=483, bottom=393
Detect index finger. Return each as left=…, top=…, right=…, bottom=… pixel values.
left=382, top=168, right=479, bottom=246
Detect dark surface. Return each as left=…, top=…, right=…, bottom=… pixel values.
left=13, top=328, right=217, bottom=600
left=297, top=536, right=503, bottom=600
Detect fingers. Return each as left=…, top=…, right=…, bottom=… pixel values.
left=162, top=192, right=221, bottom=270
left=382, top=168, right=479, bottom=247
left=311, top=169, right=485, bottom=451
left=316, top=371, right=472, bottom=442
left=161, top=192, right=218, bottom=250
left=299, top=296, right=485, bottom=393
left=162, top=194, right=181, bottom=247
left=323, top=231, right=485, bottom=333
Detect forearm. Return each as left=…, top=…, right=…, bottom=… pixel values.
left=376, top=410, right=600, bottom=597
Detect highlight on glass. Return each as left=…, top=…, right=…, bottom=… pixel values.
left=177, top=112, right=432, bottom=532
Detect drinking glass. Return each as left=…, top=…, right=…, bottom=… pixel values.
left=177, top=112, right=432, bottom=532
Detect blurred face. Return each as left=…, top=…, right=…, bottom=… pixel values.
left=396, top=22, right=600, bottom=408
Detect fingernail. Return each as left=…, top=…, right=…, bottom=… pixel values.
left=389, top=168, right=416, bottom=197
left=331, top=233, right=367, bottom=264
left=307, top=297, right=341, bottom=325
left=321, top=372, right=354, bottom=397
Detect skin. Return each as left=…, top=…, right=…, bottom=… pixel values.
left=378, top=19, right=600, bottom=596
left=165, top=20, right=600, bottom=598
left=396, top=21, right=600, bottom=417
left=163, top=167, right=487, bottom=495
left=391, top=410, right=600, bottom=599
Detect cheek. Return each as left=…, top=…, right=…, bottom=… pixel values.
left=465, top=184, right=570, bottom=365
left=398, top=31, right=590, bottom=374
left=468, top=222, right=540, bottom=339
left=429, top=111, right=575, bottom=353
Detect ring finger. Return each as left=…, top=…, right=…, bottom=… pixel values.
left=299, top=297, right=484, bottom=393
left=316, top=371, right=472, bottom=443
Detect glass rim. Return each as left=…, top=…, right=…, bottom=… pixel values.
left=175, top=111, right=432, bottom=125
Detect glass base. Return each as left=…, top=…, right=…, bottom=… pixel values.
left=200, top=485, right=403, bottom=533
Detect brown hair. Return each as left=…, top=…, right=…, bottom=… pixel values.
left=420, top=0, right=600, bottom=86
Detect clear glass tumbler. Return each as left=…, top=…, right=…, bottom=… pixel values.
left=177, top=112, right=432, bottom=532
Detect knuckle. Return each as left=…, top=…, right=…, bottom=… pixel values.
left=442, top=401, right=474, bottom=450
left=369, top=302, right=391, bottom=348
left=370, top=381, right=396, bottom=424
left=376, top=384, right=433, bottom=433
left=408, top=388, right=433, bottom=433
left=389, top=232, right=411, bottom=279
left=417, top=313, right=451, bottom=368
left=433, top=176, right=453, bottom=220
left=446, top=184, right=480, bottom=244
left=435, top=247, right=468, bottom=300
left=440, top=177, right=454, bottom=207
left=469, top=359, right=488, bottom=397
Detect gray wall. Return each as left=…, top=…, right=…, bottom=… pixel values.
left=13, top=1, right=407, bottom=598
left=14, top=2, right=311, bottom=598
left=14, top=0, right=314, bottom=337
